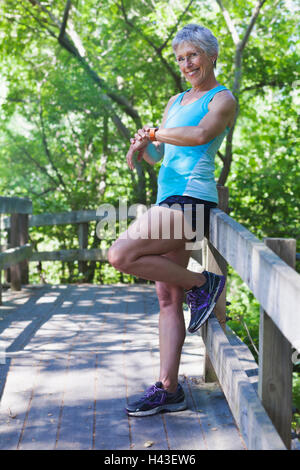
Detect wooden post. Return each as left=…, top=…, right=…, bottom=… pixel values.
left=19, top=214, right=29, bottom=284
left=10, top=213, right=29, bottom=290
left=258, top=238, right=296, bottom=450
left=10, top=214, right=21, bottom=290
left=78, top=222, right=89, bottom=276
left=4, top=227, right=11, bottom=284
left=0, top=214, right=2, bottom=305
left=202, top=186, right=229, bottom=382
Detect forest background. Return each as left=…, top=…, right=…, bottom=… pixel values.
left=0, top=0, right=299, bottom=437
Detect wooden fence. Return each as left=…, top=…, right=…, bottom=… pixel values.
left=200, top=204, right=299, bottom=450
left=0, top=197, right=32, bottom=303
left=1, top=192, right=300, bottom=450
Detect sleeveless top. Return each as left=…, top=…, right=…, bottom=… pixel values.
left=155, top=85, right=229, bottom=205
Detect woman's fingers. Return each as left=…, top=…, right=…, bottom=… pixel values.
left=126, top=148, right=135, bottom=170
left=127, top=144, right=146, bottom=169
left=127, top=126, right=153, bottom=169
left=135, top=132, right=144, bottom=141
left=131, top=138, right=149, bottom=152
left=135, top=127, right=151, bottom=141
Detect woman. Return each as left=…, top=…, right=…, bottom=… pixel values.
left=108, top=24, right=236, bottom=416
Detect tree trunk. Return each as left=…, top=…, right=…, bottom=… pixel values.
left=216, top=0, right=267, bottom=185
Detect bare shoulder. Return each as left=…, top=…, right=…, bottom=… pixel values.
left=167, top=92, right=181, bottom=108
left=208, top=90, right=236, bottom=127
left=209, top=89, right=236, bottom=112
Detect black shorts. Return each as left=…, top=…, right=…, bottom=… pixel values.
left=158, top=195, right=217, bottom=239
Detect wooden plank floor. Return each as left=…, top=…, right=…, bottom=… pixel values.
left=0, top=284, right=246, bottom=450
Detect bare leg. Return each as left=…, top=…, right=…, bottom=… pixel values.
left=156, top=247, right=191, bottom=393
left=108, top=205, right=206, bottom=290
left=108, top=206, right=204, bottom=402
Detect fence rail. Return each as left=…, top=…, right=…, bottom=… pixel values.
left=0, top=244, right=32, bottom=270
left=201, top=315, right=286, bottom=449
left=2, top=208, right=121, bottom=229
left=209, top=208, right=299, bottom=349
left=197, top=203, right=300, bottom=450
left=0, top=196, right=32, bottom=215
left=29, top=247, right=108, bottom=262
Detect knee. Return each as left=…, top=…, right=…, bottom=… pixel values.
left=107, top=243, right=132, bottom=272
left=108, top=243, right=126, bottom=271
left=156, top=283, right=184, bottom=311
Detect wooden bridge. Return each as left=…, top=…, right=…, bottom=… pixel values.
left=0, top=194, right=299, bottom=451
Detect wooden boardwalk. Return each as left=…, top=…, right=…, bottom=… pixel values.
left=0, top=284, right=246, bottom=450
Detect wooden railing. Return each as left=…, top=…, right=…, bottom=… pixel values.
left=2, top=208, right=109, bottom=265
left=0, top=197, right=33, bottom=304
left=198, top=193, right=300, bottom=450
left=1, top=191, right=299, bottom=450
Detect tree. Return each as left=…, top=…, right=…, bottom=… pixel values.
left=0, top=0, right=199, bottom=203
left=0, top=0, right=298, bottom=225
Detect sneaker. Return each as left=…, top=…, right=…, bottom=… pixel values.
left=125, top=381, right=187, bottom=417
left=186, top=270, right=225, bottom=333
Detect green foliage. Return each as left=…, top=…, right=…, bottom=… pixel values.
left=293, top=373, right=300, bottom=438
left=0, top=0, right=299, bottom=438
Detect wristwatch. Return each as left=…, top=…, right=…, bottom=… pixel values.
left=149, top=127, right=159, bottom=141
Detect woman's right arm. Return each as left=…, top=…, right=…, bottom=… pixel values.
left=128, top=93, right=180, bottom=169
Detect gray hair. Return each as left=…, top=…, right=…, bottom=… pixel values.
left=172, top=24, right=219, bottom=60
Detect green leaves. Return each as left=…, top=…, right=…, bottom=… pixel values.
left=0, top=0, right=299, bottom=252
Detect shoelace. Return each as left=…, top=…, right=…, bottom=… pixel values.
left=144, top=384, right=167, bottom=403
left=187, top=288, right=210, bottom=310
left=186, top=291, right=198, bottom=310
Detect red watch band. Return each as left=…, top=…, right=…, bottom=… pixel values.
left=149, top=127, right=159, bottom=141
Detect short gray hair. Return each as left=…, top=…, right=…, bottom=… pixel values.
left=172, top=24, right=219, bottom=59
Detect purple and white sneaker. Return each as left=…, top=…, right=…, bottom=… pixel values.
left=186, top=270, right=225, bottom=333
left=125, top=382, right=187, bottom=417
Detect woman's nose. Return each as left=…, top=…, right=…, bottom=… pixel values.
left=183, top=55, right=193, bottom=67
left=184, top=60, right=193, bottom=70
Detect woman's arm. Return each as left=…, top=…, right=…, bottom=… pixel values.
left=155, top=91, right=236, bottom=146
left=126, top=140, right=164, bottom=170
left=137, top=93, right=180, bottom=162
left=126, top=93, right=180, bottom=170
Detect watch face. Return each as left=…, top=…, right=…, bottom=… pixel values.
left=150, top=128, right=156, bottom=140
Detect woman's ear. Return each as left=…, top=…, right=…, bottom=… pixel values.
left=212, top=55, right=218, bottom=67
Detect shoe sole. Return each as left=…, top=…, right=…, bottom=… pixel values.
left=188, top=275, right=225, bottom=333
left=126, top=399, right=187, bottom=417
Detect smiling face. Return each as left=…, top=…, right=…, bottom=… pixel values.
left=175, top=42, right=217, bottom=88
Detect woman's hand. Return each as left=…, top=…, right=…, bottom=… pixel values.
left=132, top=126, right=151, bottom=150
left=126, top=145, right=140, bottom=170
left=126, top=127, right=151, bottom=170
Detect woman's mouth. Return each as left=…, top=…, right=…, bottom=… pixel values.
left=186, top=68, right=199, bottom=77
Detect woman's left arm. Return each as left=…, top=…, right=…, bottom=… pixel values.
left=155, top=92, right=236, bottom=146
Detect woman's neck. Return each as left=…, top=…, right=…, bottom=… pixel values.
left=191, top=74, right=219, bottom=93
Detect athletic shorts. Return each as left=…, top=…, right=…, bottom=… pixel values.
left=158, top=195, right=217, bottom=240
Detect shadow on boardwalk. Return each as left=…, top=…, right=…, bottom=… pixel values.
left=0, top=284, right=246, bottom=450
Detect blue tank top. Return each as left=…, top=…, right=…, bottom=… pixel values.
left=156, top=85, right=229, bottom=205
